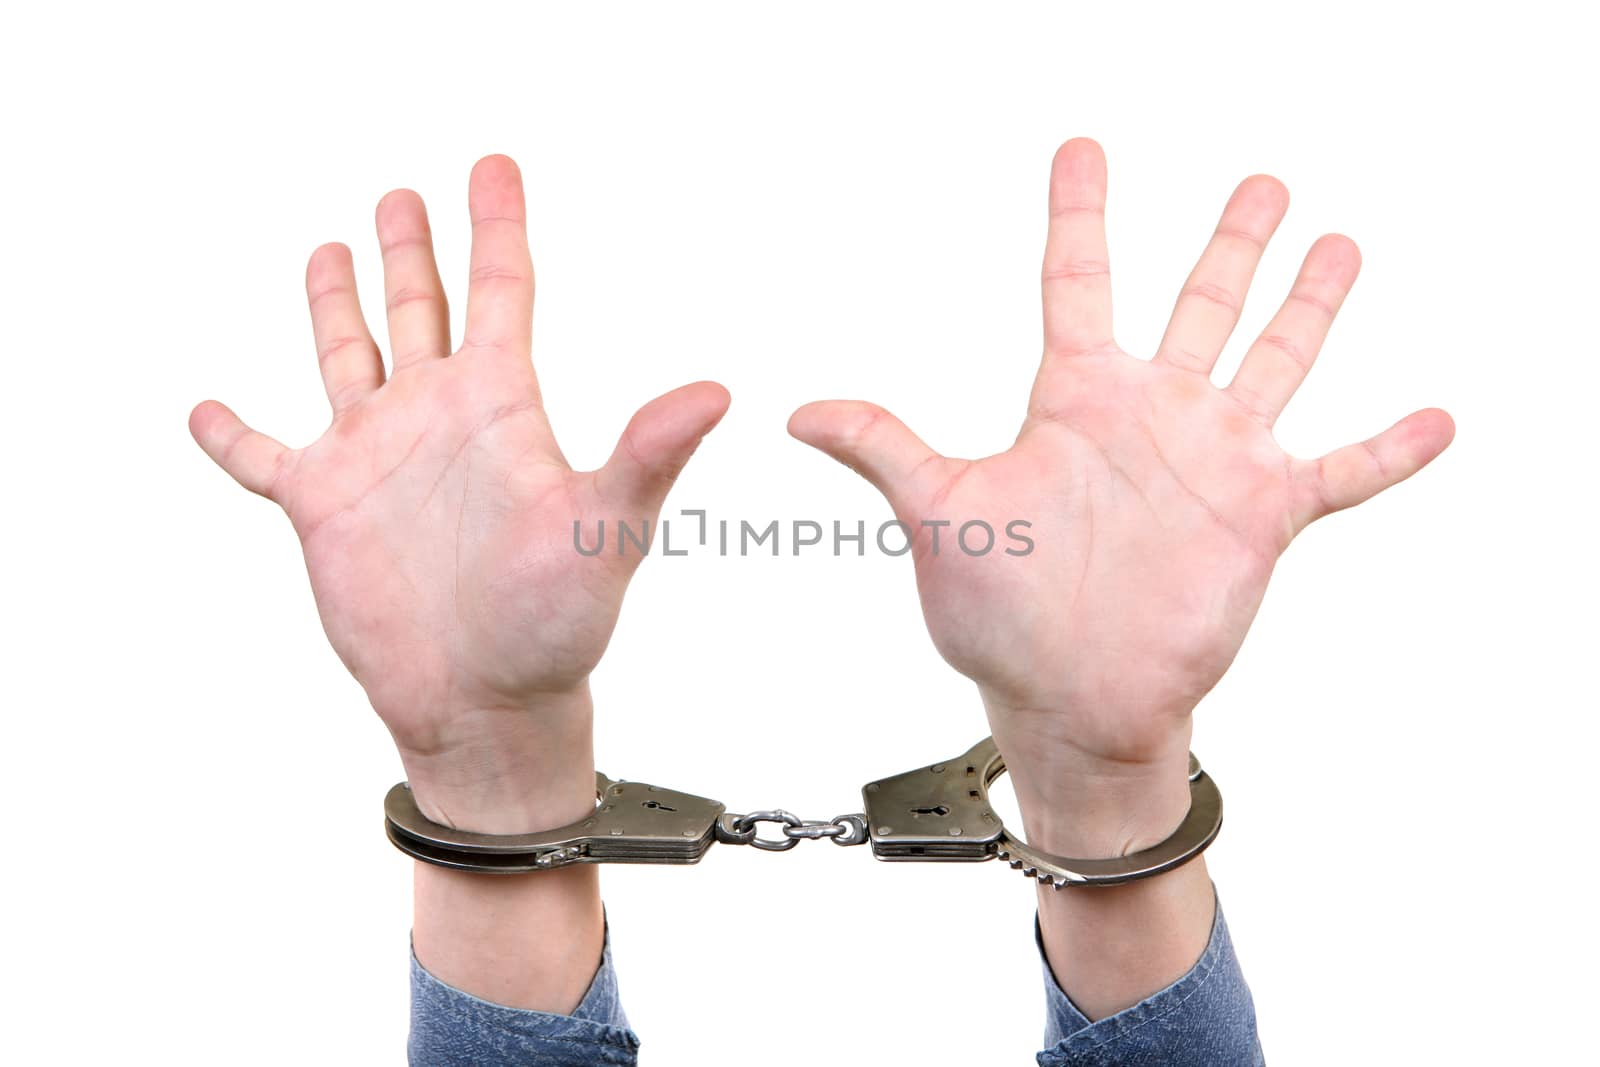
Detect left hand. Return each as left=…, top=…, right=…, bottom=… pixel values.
left=789, top=138, right=1454, bottom=847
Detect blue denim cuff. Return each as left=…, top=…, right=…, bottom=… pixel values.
left=1037, top=890, right=1264, bottom=1066
left=409, top=924, right=640, bottom=1066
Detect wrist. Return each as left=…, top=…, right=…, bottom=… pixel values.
left=1011, top=751, right=1194, bottom=858
left=982, top=691, right=1196, bottom=858
left=402, top=685, right=605, bottom=1013
left=393, top=684, right=598, bottom=835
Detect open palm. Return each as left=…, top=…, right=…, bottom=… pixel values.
left=790, top=139, right=1453, bottom=804
left=191, top=156, right=728, bottom=774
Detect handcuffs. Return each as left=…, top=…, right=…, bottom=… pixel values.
left=385, top=736, right=1222, bottom=889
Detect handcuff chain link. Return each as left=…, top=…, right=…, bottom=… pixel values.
left=717, top=809, right=869, bottom=851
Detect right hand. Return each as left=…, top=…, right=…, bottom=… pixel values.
left=190, top=155, right=729, bottom=832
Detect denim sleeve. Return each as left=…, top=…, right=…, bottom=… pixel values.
left=1037, top=892, right=1263, bottom=1066
left=409, top=928, right=640, bottom=1066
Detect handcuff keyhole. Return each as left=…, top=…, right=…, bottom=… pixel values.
left=911, top=805, right=950, bottom=817
left=643, top=800, right=678, bottom=812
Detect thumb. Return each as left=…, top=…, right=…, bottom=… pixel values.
left=189, top=400, right=291, bottom=501
left=787, top=399, right=950, bottom=511
left=597, top=381, right=731, bottom=516
left=1294, top=406, right=1456, bottom=531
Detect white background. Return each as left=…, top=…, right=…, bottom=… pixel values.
left=3, top=3, right=1595, bottom=1064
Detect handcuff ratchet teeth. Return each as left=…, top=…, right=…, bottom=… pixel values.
left=384, top=736, right=1223, bottom=888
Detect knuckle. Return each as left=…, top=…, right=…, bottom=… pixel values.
left=1227, top=380, right=1275, bottom=422
left=1179, top=281, right=1242, bottom=316
left=327, top=378, right=373, bottom=412
left=1255, top=333, right=1314, bottom=372
left=316, top=334, right=370, bottom=363
left=1288, top=286, right=1338, bottom=318
left=1048, top=201, right=1105, bottom=220
left=1042, top=259, right=1111, bottom=282
left=306, top=283, right=353, bottom=309
left=385, top=286, right=440, bottom=313
left=378, top=233, right=434, bottom=256
left=467, top=264, right=528, bottom=287
left=843, top=405, right=889, bottom=449
left=1212, top=224, right=1267, bottom=252
left=1159, top=345, right=1213, bottom=374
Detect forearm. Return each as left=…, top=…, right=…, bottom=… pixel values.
left=1035, top=884, right=1259, bottom=1067
left=1012, top=737, right=1214, bottom=1021
left=998, top=708, right=1261, bottom=1063
left=405, top=685, right=606, bottom=1014
left=413, top=864, right=604, bottom=1015
left=1036, top=859, right=1215, bottom=1013
left=399, top=691, right=642, bottom=1066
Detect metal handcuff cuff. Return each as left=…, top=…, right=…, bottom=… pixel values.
left=386, top=737, right=1221, bottom=888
